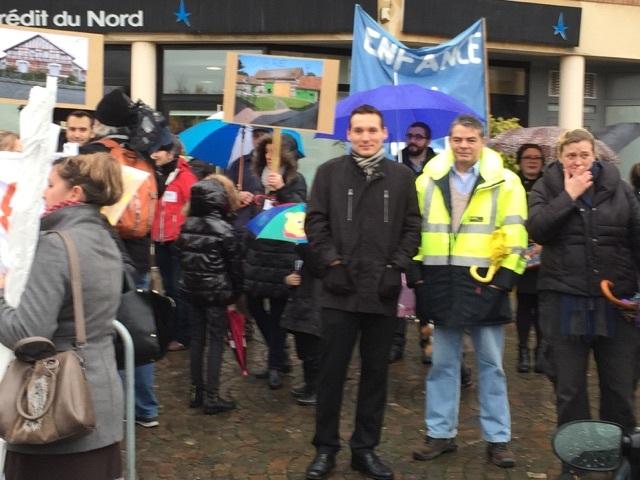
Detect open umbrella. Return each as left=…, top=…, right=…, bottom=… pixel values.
left=488, top=126, right=619, bottom=163
left=316, top=84, right=478, bottom=142
left=179, top=119, right=304, bottom=168
left=246, top=203, right=307, bottom=244
left=227, top=309, right=248, bottom=376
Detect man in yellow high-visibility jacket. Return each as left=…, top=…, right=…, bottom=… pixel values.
left=411, top=115, right=527, bottom=468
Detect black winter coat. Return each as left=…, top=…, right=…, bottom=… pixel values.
left=177, top=179, right=243, bottom=306
left=280, top=245, right=323, bottom=337
left=305, top=155, right=421, bottom=316
left=244, top=172, right=307, bottom=299
left=517, top=171, right=543, bottom=295
left=527, top=161, right=640, bottom=299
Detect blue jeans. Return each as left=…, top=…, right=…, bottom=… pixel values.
left=133, top=362, right=158, bottom=419
left=426, top=325, right=510, bottom=442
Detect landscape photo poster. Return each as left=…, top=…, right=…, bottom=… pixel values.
left=223, top=52, right=339, bottom=134
left=0, top=24, right=103, bottom=109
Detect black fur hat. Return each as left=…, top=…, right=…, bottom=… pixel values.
left=94, top=89, right=133, bottom=127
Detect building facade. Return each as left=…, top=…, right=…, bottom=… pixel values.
left=1, top=0, right=639, bottom=176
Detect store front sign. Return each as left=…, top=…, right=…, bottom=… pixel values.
left=0, top=0, right=376, bottom=33
left=0, top=9, right=144, bottom=28
left=403, top=0, right=581, bottom=47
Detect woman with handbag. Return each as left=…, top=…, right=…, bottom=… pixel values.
left=0, top=153, right=125, bottom=480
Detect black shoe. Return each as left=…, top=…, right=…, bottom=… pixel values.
left=297, top=392, right=317, bottom=406
left=517, top=346, right=530, bottom=373
left=280, top=363, right=292, bottom=374
left=351, top=451, right=394, bottom=480
left=254, top=369, right=269, bottom=379
left=291, top=384, right=312, bottom=398
left=202, top=392, right=236, bottom=415
left=268, top=369, right=283, bottom=390
left=189, top=385, right=203, bottom=408
left=305, top=452, right=336, bottom=480
left=388, top=345, right=403, bottom=363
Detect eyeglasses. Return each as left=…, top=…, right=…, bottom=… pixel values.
left=406, top=133, right=428, bottom=141
left=521, top=156, right=543, bottom=161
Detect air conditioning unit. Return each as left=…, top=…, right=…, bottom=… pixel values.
left=548, top=71, right=597, bottom=99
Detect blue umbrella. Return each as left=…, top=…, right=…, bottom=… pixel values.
left=316, top=84, right=478, bottom=142
left=179, top=120, right=304, bottom=168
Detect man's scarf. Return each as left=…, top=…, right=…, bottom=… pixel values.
left=352, top=147, right=385, bottom=180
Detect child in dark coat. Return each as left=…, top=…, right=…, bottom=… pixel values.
left=177, top=174, right=243, bottom=414
left=280, top=244, right=324, bottom=405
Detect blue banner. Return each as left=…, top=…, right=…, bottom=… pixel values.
left=350, top=4, right=488, bottom=124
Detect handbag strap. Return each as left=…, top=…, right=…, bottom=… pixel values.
left=50, top=230, right=87, bottom=347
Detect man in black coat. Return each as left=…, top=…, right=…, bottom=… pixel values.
left=304, top=105, right=421, bottom=480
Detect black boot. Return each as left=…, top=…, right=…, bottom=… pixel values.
left=517, top=346, right=530, bottom=373
left=203, top=391, right=236, bottom=415
left=297, top=391, right=317, bottom=406
left=189, top=385, right=203, bottom=408
left=534, top=346, right=544, bottom=374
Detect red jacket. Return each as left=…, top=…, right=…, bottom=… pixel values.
left=151, top=157, right=197, bottom=243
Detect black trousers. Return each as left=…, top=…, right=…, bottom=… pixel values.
left=190, top=304, right=227, bottom=394
left=313, top=308, right=396, bottom=453
left=544, top=315, right=640, bottom=433
left=248, top=296, right=288, bottom=370
left=516, top=292, right=541, bottom=349
left=292, top=331, right=323, bottom=389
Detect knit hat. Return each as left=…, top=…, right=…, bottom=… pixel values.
left=94, top=89, right=133, bottom=127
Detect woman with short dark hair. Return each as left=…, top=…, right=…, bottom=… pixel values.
left=527, top=129, right=640, bottom=475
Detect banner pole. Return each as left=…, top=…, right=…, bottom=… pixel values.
left=481, top=17, right=491, bottom=124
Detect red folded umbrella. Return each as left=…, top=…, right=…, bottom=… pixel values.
left=227, top=309, right=248, bottom=376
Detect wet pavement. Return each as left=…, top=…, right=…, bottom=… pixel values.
left=134, top=319, right=626, bottom=479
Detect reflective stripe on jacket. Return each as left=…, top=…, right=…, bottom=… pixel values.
left=415, top=147, right=527, bottom=276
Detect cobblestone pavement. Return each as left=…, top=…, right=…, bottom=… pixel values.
left=134, top=319, right=628, bottom=479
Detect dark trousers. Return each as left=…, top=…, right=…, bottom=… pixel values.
left=516, top=292, right=541, bottom=349
left=390, top=317, right=407, bottom=351
left=155, top=242, right=191, bottom=346
left=190, top=304, right=228, bottom=394
left=546, top=316, right=640, bottom=433
left=313, top=308, right=396, bottom=453
left=248, top=296, right=288, bottom=370
left=292, top=331, right=323, bottom=389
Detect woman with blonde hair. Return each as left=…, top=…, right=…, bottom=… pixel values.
left=0, top=153, right=125, bottom=480
left=527, top=129, right=640, bottom=477
left=177, top=173, right=244, bottom=414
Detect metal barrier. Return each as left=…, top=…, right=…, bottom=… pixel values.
left=113, top=320, right=136, bottom=480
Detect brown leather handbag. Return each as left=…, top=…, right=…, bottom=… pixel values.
left=0, top=231, right=96, bottom=445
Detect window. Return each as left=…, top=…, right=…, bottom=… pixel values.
left=162, top=48, right=261, bottom=95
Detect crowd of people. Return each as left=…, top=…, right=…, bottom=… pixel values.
left=0, top=88, right=639, bottom=480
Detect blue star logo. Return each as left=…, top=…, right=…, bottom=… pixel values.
left=174, top=0, right=192, bottom=27
left=553, top=13, right=568, bottom=40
